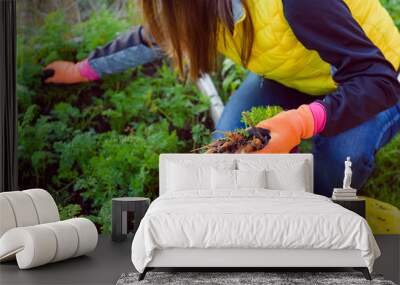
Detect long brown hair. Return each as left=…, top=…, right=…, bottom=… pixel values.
left=140, top=0, right=254, bottom=80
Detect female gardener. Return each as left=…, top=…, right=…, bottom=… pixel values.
left=43, top=0, right=400, bottom=197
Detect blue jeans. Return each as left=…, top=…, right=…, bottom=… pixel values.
left=214, top=73, right=400, bottom=197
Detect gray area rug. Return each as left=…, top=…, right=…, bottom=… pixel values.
left=116, top=271, right=395, bottom=285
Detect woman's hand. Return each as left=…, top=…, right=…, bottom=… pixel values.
left=42, top=60, right=91, bottom=84
left=254, top=105, right=314, bottom=153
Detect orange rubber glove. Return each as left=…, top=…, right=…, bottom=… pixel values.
left=254, top=104, right=314, bottom=153
left=43, top=61, right=89, bottom=84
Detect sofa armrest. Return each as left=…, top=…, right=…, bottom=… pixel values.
left=0, top=218, right=98, bottom=269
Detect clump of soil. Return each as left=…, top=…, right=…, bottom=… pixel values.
left=194, top=113, right=271, bottom=154
left=195, top=127, right=271, bottom=153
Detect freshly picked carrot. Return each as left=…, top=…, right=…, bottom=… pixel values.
left=200, top=128, right=270, bottom=153
left=193, top=106, right=282, bottom=154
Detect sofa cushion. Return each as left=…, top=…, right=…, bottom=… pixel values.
left=0, top=218, right=98, bottom=269
left=0, top=196, right=17, bottom=238
left=0, top=191, right=39, bottom=228
left=24, top=189, right=59, bottom=224
left=0, top=189, right=60, bottom=238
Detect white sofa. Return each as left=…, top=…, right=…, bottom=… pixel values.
left=132, top=154, right=377, bottom=281
left=0, top=189, right=98, bottom=269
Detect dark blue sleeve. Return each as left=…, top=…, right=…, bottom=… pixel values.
left=283, top=0, right=400, bottom=136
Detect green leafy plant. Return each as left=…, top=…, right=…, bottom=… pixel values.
left=59, top=204, right=82, bottom=220
left=17, top=9, right=211, bottom=233
left=361, top=134, right=400, bottom=210
left=241, top=106, right=283, bottom=127
left=381, top=0, right=400, bottom=28
left=219, top=58, right=247, bottom=102
left=74, top=10, right=130, bottom=60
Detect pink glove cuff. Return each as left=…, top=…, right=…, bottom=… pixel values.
left=309, top=102, right=327, bottom=135
left=78, top=59, right=100, bottom=81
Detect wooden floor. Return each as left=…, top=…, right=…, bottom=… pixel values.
left=0, top=235, right=398, bottom=285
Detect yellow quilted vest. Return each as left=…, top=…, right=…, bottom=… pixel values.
left=217, top=0, right=400, bottom=95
